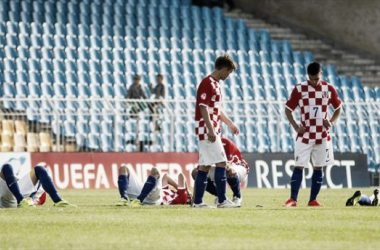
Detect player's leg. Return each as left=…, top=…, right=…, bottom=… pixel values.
left=116, top=164, right=130, bottom=206
left=227, top=164, right=247, bottom=206
left=170, top=173, right=191, bottom=205
left=214, top=161, right=227, bottom=203
left=308, top=166, right=323, bottom=206
left=214, top=162, right=239, bottom=208
left=346, top=190, right=362, bottom=206
left=193, top=137, right=227, bottom=208
left=308, top=140, right=334, bottom=206
left=358, top=194, right=372, bottom=206
left=0, top=164, right=33, bottom=208
left=227, top=165, right=241, bottom=199
left=284, top=139, right=312, bottom=207
left=193, top=165, right=212, bottom=206
left=371, top=189, right=379, bottom=206
left=131, top=167, right=160, bottom=206
left=33, top=165, right=76, bottom=207
left=191, top=168, right=217, bottom=197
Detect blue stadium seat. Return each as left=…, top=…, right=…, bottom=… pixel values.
left=364, top=87, right=376, bottom=102
left=375, top=87, right=380, bottom=101
left=88, top=133, right=101, bottom=151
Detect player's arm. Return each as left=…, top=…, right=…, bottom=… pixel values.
left=285, top=86, right=305, bottom=134
left=220, top=109, right=239, bottom=135
left=285, top=108, right=306, bottom=134
left=200, top=105, right=216, bottom=142
left=324, top=86, right=343, bottom=128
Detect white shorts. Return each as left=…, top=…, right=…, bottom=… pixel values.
left=126, top=170, right=163, bottom=205
left=0, top=173, right=38, bottom=208
left=294, top=138, right=334, bottom=167
left=208, top=164, right=248, bottom=183
left=198, top=136, right=227, bottom=166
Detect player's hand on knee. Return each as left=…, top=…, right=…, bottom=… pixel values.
left=227, top=168, right=236, bottom=178
left=296, top=125, right=306, bottom=134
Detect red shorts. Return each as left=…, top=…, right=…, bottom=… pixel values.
left=162, top=187, right=188, bottom=205
left=170, top=189, right=188, bottom=205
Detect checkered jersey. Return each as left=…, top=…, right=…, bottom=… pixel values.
left=222, top=137, right=249, bottom=174
left=286, top=80, right=342, bottom=144
left=195, top=75, right=222, bottom=141
left=162, top=186, right=177, bottom=205
left=162, top=186, right=188, bottom=205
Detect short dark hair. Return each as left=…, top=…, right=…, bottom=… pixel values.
left=157, top=74, right=163, bottom=79
left=214, top=54, right=237, bottom=71
left=307, top=62, right=321, bottom=75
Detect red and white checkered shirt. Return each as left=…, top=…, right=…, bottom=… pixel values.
left=222, top=137, right=249, bottom=174
left=286, top=80, right=342, bottom=144
left=195, top=75, right=222, bottom=141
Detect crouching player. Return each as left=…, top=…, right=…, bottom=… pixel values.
left=0, top=163, right=76, bottom=208
left=346, top=189, right=379, bottom=207
left=115, top=164, right=192, bottom=206
left=192, top=137, right=249, bottom=207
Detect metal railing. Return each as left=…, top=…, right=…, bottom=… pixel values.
left=0, top=97, right=379, bottom=155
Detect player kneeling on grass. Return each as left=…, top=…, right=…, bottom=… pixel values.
left=116, top=164, right=192, bottom=206
left=192, top=137, right=249, bottom=207
left=346, top=189, right=379, bottom=207
left=0, top=163, right=76, bottom=208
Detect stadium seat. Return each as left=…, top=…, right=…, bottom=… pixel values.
left=39, top=132, right=52, bottom=152
left=0, top=0, right=376, bottom=163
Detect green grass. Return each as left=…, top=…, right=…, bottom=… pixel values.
left=1, top=188, right=380, bottom=250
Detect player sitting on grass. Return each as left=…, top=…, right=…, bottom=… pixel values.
left=346, top=189, right=379, bottom=206
left=0, top=163, right=76, bottom=208
left=192, top=137, right=249, bottom=207
left=116, top=164, right=192, bottom=206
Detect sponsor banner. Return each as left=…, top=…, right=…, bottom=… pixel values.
left=0, top=152, right=31, bottom=178
left=243, top=153, right=369, bottom=188
left=31, top=153, right=198, bottom=189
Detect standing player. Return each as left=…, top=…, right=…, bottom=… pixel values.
left=193, top=54, right=240, bottom=208
left=192, top=137, right=249, bottom=207
left=283, top=62, right=342, bottom=207
left=0, top=163, right=76, bottom=208
left=115, top=165, right=192, bottom=206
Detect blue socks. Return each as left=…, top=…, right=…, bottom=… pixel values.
left=34, top=166, right=62, bottom=203
left=358, top=195, right=372, bottom=206
left=205, top=178, right=217, bottom=196
left=227, top=176, right=241, bottom=198
left=193, top=170, right=208, bottom=204
left=290, top=168, right=303, bottom=201
left=214, top=167, right=227, bottom=203
left=309, top=169, right=323, bottom=202
left=2, top=164, right=24, bottom=203
left=137, top=175, right=157, bottom=203
left=118, top=175, right=129, bottom=199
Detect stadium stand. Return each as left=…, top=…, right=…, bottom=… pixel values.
left=0, top=0, right=379, bottom=172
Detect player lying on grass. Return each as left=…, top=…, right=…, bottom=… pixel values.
left=0, top=163, right=76, bottom=208
left=192, top=137, right=249, bottom=207
left=346, top=189, right=379, bottom=206
left=116, top=164, right=192, bottom=206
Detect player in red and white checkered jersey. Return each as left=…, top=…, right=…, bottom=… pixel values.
left=192, top=137, right=249, bottom=207
left=115, top=165, right=192, bottom=206
left=283, top=62, right=342, bottom=208
left=161, top=173, right=192, bottom=206
left=193, top=55, right=240, bottom=209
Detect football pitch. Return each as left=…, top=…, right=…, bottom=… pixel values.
left=1, top=188, right=379, bottom=250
